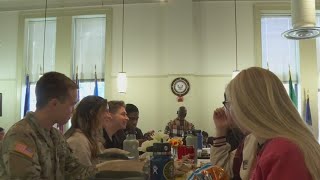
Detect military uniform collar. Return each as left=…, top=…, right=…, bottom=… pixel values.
left=26, top=112, right=54, bottom=148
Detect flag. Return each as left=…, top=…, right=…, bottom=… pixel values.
left=289, top=69, right=297, bottom=107
left=23, top=74, right=30, bottom=116
left=14, top=143, right=34, bottom=158
left=305, top=95, right=312, bottom=126
left=94, top=65, right=98, bottom=96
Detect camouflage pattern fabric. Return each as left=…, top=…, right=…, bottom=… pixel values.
left=0, top=112, right=97, bottom=180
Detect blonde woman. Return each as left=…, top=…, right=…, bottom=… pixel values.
left=65, top=95, right=110, bottom=166
left=211, top=107, right=258, bottom=180
left=224, top=67, right=320, bottom=180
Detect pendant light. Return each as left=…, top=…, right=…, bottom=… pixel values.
left=117, top=0, right=127, bottom=93
left=282, top=0, right=320, bottom=40
left=232, top=0, right=240, bottom=79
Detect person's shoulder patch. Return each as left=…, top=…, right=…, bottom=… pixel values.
left=14, top=142, right=34, bottom=158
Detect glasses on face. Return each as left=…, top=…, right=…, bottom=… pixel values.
left=223, top=93, right=231, bottom=110
left=222, top=100, right=230, bottom=110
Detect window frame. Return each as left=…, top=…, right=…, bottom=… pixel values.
left=71, top=14, right=107, bottom=99
left=17, top=7, right=112, bottom=119
left=254, top=4, right=301, bottom=111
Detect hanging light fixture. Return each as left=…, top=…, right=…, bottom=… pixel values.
left=232, top=0, right=240, bottom=79
left=282, top=0, right=320, bottom=40
left=117, top=0, right=127, bottom=93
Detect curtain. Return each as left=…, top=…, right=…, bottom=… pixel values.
left=261, top=16, right=299, bottom=82
left=26, top=18, right=56, bottom=82
left=73, top=15, right=106, bottom=80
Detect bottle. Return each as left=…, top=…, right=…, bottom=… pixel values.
left=191, top=130, right=198, bottom=150
left=185, top=131, right=193, bottom=147
left=196, top=130, right=203, bottom=150
left=123, top=133, right=139, bottom=160
left=150, top=141, right=174, bottom=180
left=191, top=130, right=198, bottom=164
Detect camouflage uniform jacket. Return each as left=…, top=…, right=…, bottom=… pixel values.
left=0, top=112, right=97, bottom=179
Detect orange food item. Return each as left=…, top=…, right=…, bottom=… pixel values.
left=201, top=166, right=229, bottom=180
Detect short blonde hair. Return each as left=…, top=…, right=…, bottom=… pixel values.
left=226, top=67, right=320, bottom=179
left=108, top=100, right=125, bottom=114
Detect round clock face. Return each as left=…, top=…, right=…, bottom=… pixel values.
left=171, top=77, right=190, bottom=97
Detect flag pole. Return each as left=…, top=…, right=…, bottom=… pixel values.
left=94, top=65, right=99, bottom=96
left=305, top=89, right=312, bottom=126
left=288, top=64, right=297, bottom=107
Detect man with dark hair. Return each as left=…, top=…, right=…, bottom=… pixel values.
left=202, top=131, right=209, bottom=148
left=164, top=106, right=195, bottom=137
left=0, top=72, right=108, bottom=179
left=125, top=103, right=157, bottom=145
left=103, top=100, right=128, bottom=149
left=125, top=104, right=144, bottom=140
left=0, top=127, right=4, bottom=150
left=0, top=127, right=4, bottom=141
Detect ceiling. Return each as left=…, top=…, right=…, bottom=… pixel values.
left=0, top=0, right=318, bottom=11
left=0, top=0, right=166, bottom=11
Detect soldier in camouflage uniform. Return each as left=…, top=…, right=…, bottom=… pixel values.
left=0, top=72, right=100, bottom=179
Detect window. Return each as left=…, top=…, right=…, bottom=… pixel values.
left=261, top=16, right=299, bottom=81
left=260, top=16, right=299, bottom=108
left=22, top=18, right=56, bottom=117
left=19, top=9, right=112, bottom=129
left=72, top=15, right=106, bottom=99
left=78, top=81, right=105, bottom=100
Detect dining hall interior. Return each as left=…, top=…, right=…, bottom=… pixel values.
left=0, top=0, right=320, bottom=180
left=1, top=0, right=320, bottom=179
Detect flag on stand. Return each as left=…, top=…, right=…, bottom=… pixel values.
left=289, top=68, right=297, bottom=107
left=23, top=74, right=30, bottom=116
left=305, top=94, right=312, bottom=126
left=94, top=65, right=98, bottom=96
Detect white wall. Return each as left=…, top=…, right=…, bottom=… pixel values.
left=110, top=75, right=234, bottom=135
left=0, top=11, right=19, bottom=131
left=0, top=1, right=256, bottom=135
left=111, top=1, right=255, bottom=76
left=109, top=1, right=255, bottom=135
